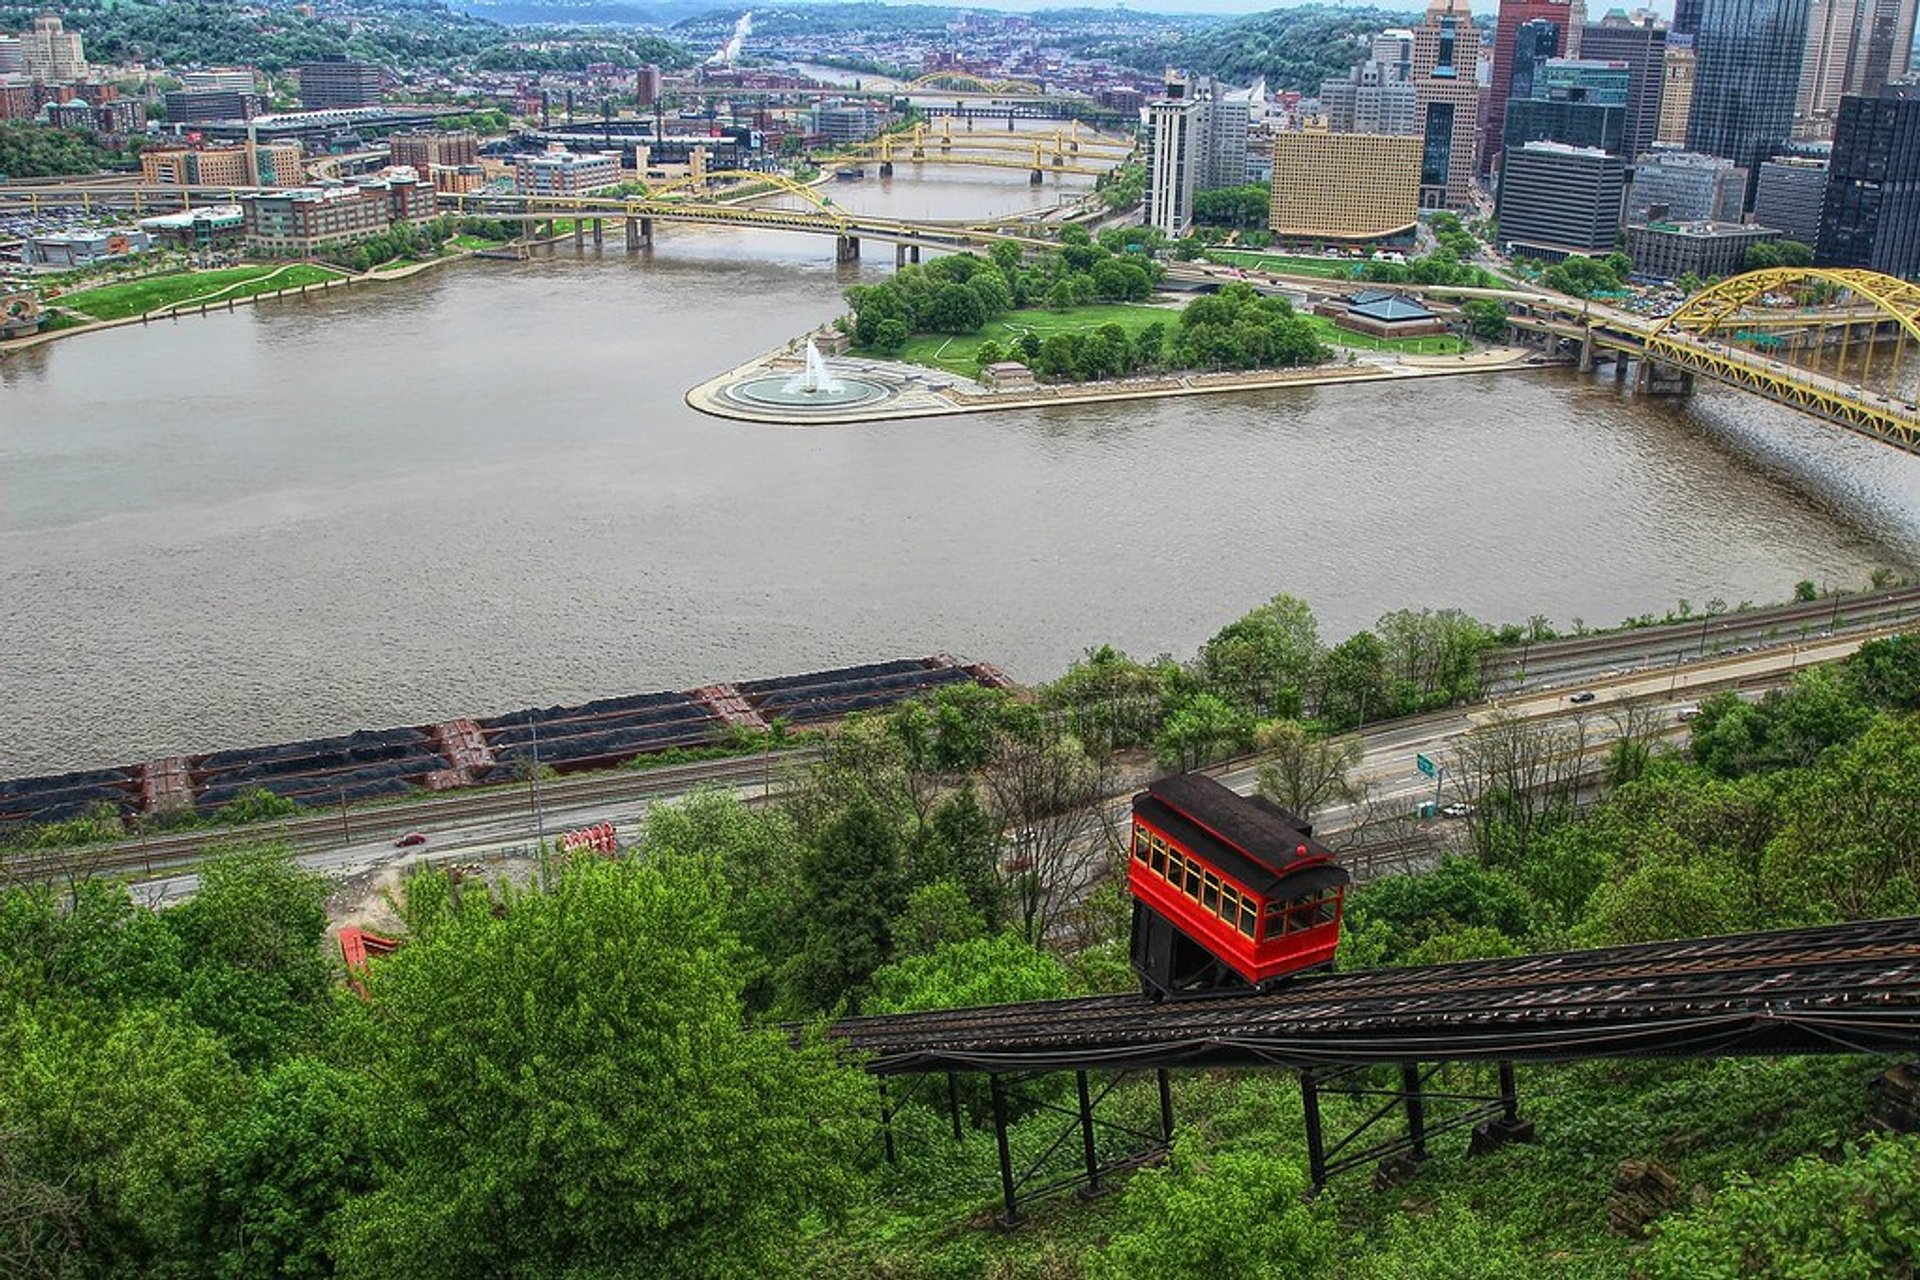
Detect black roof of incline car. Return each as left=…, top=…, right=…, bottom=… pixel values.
left=1136, top=774, right=1350, bottom=897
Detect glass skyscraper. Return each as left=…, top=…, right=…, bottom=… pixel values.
left=1686, top=0, right=1813, bottom=196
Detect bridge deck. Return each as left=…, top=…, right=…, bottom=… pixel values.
left=828, top=917, right=1920, bottom=1074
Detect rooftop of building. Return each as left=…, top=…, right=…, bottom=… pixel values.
left=137, top=205, right=244, bottom=228
left=1630, top=219, right=1781, bottom=238
left=1348, top=290, right=1438, bottom=321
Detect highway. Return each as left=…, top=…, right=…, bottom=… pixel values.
left=11, top=609, right=1906, bottom=908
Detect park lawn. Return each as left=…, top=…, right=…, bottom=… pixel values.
left=449, top=233, right=500, bottom=250
left=1205, top=249, right=1366, bottom=280
left=1298, top=313, right=1469, bottom=355
left=58, top=264, right=346, bottom=320
left=894, top=302, right=1176, bottom=376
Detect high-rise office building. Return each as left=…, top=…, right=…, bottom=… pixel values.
left=1487, top=0, right=1588, bottom=173
left=1269, top=132, right=1423, bottom=242
left=1674, top=0, right=1707, bottom=34
left=1145, top=78, right=1199, bottom=235
left=1658, top=36, right=1697, bottom=144
left=1144, top=74, right=1256, bottom=234
left=1628, top=150, right=1748, bottom=220
left=180, top=68, right=258, bottom=93
left=1799, top=0, right=1868, bottom=119
left=1511, top=20, right=1563, bottom=104
left=22, top=15, right=85, bottom=83
left=1540, top=58, right=1632, bottom=104
left=1686, top=0, right=1812, bottom=192
left=297, top=55, right=382, bottom=109
left=1497, top=141, right=1626, bottom=257
left=0, top=35, right=21, bottom=77
left=1320, top=61, right=1419, bottom=135
left=164, top=89, right=263, bottom=123
left=1816, top=85, right=1920, bottom=280
left=1580, top=18, right=1669, bottom=160
left=1411, top=0, right=1483, bottom=207
left=636, top=64, right=662, bottom=107
left=1506, top=96, right=1628, bottom=152
left=1372, top=29, right=1416, bottom=79
left=1852, top=0, right=1916, bottom=91
left=1753, top=154, right=1830, bottom=241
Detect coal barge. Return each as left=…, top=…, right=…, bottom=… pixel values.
left=0, top=655, right=1012, bottom=835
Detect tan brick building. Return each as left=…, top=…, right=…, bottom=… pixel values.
left=141, top=142, right=305, bottom=187
left=1269, top=132, right=1423, bottom=242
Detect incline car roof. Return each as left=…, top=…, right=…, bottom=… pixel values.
left=1135, top=774, right=1347, bottom=894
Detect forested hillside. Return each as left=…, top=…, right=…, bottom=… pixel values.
left=3, top=601, right=1917, bottom=1278
left=1072, top=4, right=1418, bottom=91
left=0, top=0, right=691, bottom=73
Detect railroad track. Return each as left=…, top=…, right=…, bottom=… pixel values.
left=1482, top=585, right=1920, bottom=683
left=4, top=749, right=819, bottom=883
left=828, top=916, right=1920, bottom=1072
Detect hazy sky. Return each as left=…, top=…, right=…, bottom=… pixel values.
left=981, top=0, right=1678, bottom=16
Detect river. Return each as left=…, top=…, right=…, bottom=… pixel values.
left=4, top=167, right=1919, bottom=774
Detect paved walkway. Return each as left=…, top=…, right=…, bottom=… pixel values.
left=685, top=343, right=1551, bottom=426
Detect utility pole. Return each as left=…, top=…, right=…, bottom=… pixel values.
left=528, top=714, right=546, bottom=846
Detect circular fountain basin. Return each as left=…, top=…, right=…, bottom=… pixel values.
left=723, top=373, right=894, bottom=412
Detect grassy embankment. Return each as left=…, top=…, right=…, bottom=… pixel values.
left=896, top=300, right=1465, bottom=377
left=55, top=264, right=348, bottom=321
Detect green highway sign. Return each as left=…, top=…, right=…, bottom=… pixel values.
left=1416, top=753, right=1437, bottom=778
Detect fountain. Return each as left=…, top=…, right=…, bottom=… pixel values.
left=721, top=335, right=893, bottom=414
left=784, top=340, right=844, bottom=395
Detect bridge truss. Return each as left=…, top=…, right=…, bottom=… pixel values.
left=1642, top=267, right=1920, bottom=454
left=907, top=72, right=1045, bottom=94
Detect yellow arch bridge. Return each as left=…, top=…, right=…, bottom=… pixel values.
left=1502, top=268, right=1920, bottom=457
left=838, top=124, right=1123, bottom=180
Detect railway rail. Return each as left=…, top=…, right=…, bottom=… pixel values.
left=2, top=749, right=815, bottom=884
left=830, top=916, right=1920, bottom=1074
left=1482, top=584, right=1920, bottom=684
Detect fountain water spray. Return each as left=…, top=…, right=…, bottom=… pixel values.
left=784, top=339, right=844, bottom=395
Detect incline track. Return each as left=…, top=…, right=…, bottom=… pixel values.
left=829, top=917, right=1920, bottom=1074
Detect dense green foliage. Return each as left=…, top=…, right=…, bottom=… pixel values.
left=1544, top=252, right=1633, bottom=298
left=1742, top=238, right=1815, bottom=271
left=1081, top=5, right=1417, bottom=92
left=0, top=0, right=692, bottom=75
left=1192, top=184, right=1271, bottom=228
left=0, top=122, right=132, bottom=178
left=7, top=587, right=1917, bottom=1277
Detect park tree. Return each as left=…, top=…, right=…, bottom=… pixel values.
left=872, top=317, right=909, bottom=355
left=1846, top=634, right=1920, bottom=711
left=336, top=856, right=872, bottom=1279
left=1041, top=644, right=1168, bottom=754
left=1461, top=298, right=1510, bottom=341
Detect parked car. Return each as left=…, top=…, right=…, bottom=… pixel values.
left=1569, top=691, right=1597, bottom=704
left=394, top=831, right=428, bottom=847
left=1440, top=802, right=1475, bottom=818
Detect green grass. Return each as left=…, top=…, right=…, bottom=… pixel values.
left=888, top=300, right=1465, bottom=377
left=58, top=264, right=346, bottom=320
left=449, top=233, right=499, bottom=250
left=1205, top=248, right=1369, bottom=280
left=894, top=303, right=1176, bottom=376
left=1298, top=313, right=1470, bottom=355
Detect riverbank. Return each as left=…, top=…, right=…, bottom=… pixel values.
left=0, top=245, right=495, bottom=355
left=686, top=340, right=1552, bottom=425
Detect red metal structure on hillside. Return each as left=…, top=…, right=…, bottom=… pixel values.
left=1128, top=774, right=1350, bottom=999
